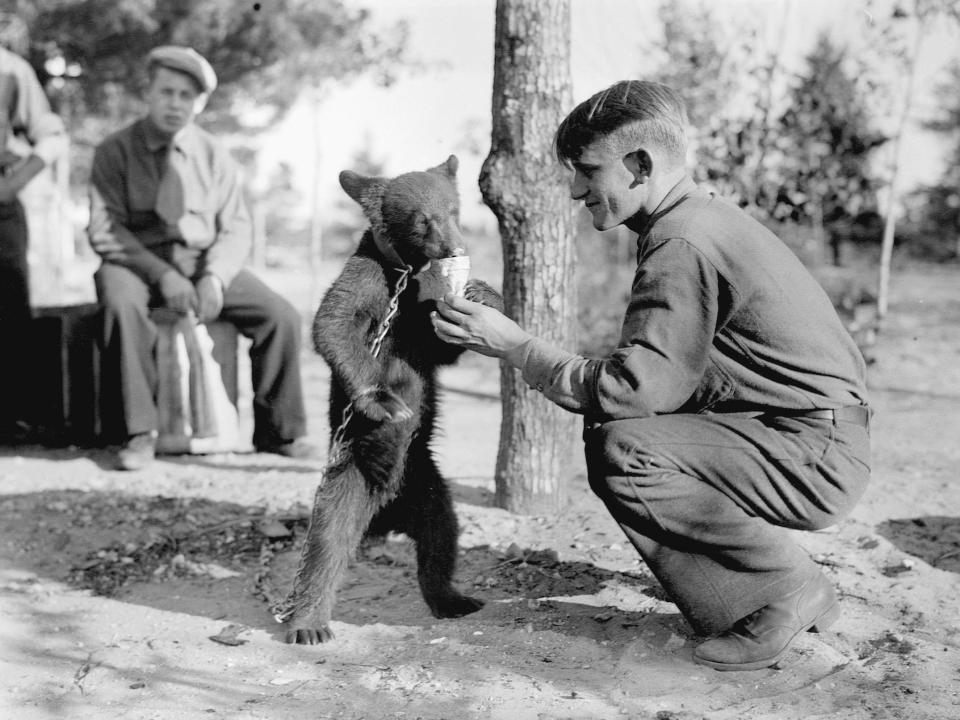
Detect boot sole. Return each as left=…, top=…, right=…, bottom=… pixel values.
left=693, top=600, right=841, bottom=672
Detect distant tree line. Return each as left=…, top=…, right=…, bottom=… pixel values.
left=650, top=0, right=960, bottom=264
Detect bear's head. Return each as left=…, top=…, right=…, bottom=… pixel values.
left=339, top=155, right=465, bottom=270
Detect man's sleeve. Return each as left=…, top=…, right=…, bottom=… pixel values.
left=14, top=60, right=67, bottom=166
left=87, top=141, right=172, bottom=285
left=507, top=240, right=721, bottom=421
left=204, top=149, right=252, bottom=288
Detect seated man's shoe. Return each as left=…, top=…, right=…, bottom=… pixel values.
left=693, top=572, right=840, bottom=672
left=255, top=437, right=318, bottom=460
left=117, top=432, right=157, bottom=471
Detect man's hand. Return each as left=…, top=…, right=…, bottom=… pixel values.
left=159, top=270, right=198, bottom=314
left=431, top=293, right=531, bottom=359
left=0, top=150, right=24, bottom=174
left=195, top=273, right=224, bottom=322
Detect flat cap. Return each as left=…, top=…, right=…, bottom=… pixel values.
left=147, top=45, right=217, bottom=94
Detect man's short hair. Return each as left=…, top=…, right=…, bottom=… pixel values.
left=555, top=80, right=689, bottom=168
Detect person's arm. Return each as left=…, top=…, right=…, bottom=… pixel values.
left=87, top=141, right=176, bottom=285
left=193, top=147, right=253, bottom=320
left=433, top=239, right=725, bottom=421
left=0, top=154, right=44, bottom=202
left=202, top=148, right=253, bottom=289
left=0, top=58, right=68, bottom=200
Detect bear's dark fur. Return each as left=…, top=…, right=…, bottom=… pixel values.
left=278, top=155, right=501, bottom=644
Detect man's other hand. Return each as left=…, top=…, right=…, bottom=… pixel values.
left=195, top=273, right=224, bottom=322
left=431, top=293, right=531, bottom=359
left=159, top=270, right=197, bottom=314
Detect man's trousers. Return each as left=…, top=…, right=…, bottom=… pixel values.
left=584, top=411, right=870, bottom=636
left=0, top=199, right=31, bottom=429
left=95, top=263, right=307, bottom=447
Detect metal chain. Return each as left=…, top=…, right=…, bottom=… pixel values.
left=327, top=264, right=412, bottom=458
left=272, top=263, right=412, bottom=625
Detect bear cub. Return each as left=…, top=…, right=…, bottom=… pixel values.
left=278, top=155, right=502, bottom=644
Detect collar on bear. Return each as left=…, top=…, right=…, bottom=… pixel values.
left=371, top=227, right=410, bottom=270
left=370, top=227, right=434, bottom=276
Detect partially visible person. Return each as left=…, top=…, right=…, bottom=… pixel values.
left=433, top=80, right=871, bottom=671
left=88, top=45, right=312, bottom=470
left=0, top=14, right=68, bottom=442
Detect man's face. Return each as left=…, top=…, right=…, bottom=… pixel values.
left=145, top=67, right=204, bottom=136
left=568, top=138, right=644, bottom=231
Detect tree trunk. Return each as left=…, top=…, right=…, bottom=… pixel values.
left=479, top=0, right=578, bottom=515
left=877, top=6, right=924, bottom=321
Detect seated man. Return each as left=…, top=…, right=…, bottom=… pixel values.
left=88, top=45, right=312, bottom=470
left=433, top=80, right=871, bottom=671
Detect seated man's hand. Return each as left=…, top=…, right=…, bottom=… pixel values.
left=159, top=270, right=198, bottom=314
left=195, top=273, right=224, bottom=322
left=431, top=293, right=531, bottom=359
left=0, top=150, right=24, bottom=174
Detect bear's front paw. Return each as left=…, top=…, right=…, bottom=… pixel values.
left=464, top=280, right=503, bottom=313
left=354, top=387, right=414, bottom=423
left=284, top=624, right=336, bottom=644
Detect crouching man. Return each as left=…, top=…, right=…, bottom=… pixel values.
left=432, top=80, right=870, bottom=671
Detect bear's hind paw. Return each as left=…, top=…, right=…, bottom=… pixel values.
left=431, top=593, right=485, bottom=619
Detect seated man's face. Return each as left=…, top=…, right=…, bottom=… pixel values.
left=567, top=138, right=644, bottom=232
left=145, top=67, right=204, bottom=136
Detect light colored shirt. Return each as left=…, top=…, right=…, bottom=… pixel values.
left=0, top=46, right=67, bottom=168
left=87, top=118, right=252, bottom=287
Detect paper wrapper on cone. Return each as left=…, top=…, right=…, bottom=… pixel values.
left=417, top=255, right=471, bottom=302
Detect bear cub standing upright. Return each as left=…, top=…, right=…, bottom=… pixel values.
left=277, top=155, right=502, bottom=644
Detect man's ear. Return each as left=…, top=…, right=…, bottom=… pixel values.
left=623, top=150, right=651, bottom=187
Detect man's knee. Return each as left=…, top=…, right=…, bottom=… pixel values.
left=95, top=265, right=150, bottom=319
left=584, top=419, right=656, bottom=500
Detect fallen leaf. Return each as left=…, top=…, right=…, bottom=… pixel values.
left=209, top=624, right=248, bottom=646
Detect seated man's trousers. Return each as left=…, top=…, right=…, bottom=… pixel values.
left=95, top=263, right=306, bottom=447
left=584, top=411, right=870, bottom=636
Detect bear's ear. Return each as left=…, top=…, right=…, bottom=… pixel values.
left=339, top=170, right=386, bottom=222
left=428, top=155, right=458, bottom=179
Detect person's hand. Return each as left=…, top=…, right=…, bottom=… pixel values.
left=431, top=293, right=532, bottom=358
left=159, top=270, right=198, bottom=314
left=0, top=150, right=23, bottom=173
left=195, top=273, right=224, bottom=322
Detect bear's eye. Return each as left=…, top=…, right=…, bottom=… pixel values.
left=412, top=214, right=428, bottom=234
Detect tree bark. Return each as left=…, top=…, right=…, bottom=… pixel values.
left=479, top=0, right=578, bottom=515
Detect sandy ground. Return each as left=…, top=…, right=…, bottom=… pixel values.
left=1, top=260, right=959, bottom=720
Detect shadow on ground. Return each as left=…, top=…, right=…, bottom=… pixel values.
left=876, top=515, right=960, bottom=575
left=0, top=488, right=672, bottom=649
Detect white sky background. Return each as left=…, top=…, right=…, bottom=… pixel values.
left=255, top=0, right=960, bottom=230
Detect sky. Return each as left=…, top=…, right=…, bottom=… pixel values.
left=255, top=0, right=960, bottom=230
